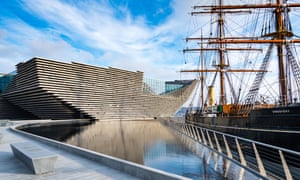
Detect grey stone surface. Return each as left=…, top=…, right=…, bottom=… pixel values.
left=10, top=142, right=58, bottom=174
left=0, top=132, right=2, bottom=142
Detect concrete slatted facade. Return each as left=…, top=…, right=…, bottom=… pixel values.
left=0, top=94, right=37, bottom=119
left=2, top=57, right=196, bottom=120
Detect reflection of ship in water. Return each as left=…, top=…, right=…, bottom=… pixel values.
left=182, top=0, right=300, bottom=151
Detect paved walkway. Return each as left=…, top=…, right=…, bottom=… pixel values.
left=0, top=122, right=139, bottom=180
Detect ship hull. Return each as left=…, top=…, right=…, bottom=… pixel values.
left=186, top=105, right=300, bottom=151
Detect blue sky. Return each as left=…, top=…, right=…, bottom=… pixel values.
left=0, top=0, right=198, bottom=80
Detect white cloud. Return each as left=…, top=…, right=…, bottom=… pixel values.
left=0, top=18, right=95, bottom=71
left=0, top=0, right=201, bottom=81
left=23, top=0, right=198, bottom=76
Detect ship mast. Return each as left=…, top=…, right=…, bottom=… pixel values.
left=183, top=0, right=300, bottom=107
left=183, top=0, right=264, bottom=106
left=207, top=0, right=300, bottom=105
left=200, top=31, right=204, bottom=108
left=217, top=0, right=226, bottom=105
left=276, top=0, right=288, bottom=105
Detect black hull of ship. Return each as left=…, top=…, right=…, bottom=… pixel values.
left=186, top=105, right=300, bottom=152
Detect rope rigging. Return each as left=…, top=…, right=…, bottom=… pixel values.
left=182, top=0, right=300, bottom=116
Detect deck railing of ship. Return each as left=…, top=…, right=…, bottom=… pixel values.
left=163, top=119, right=300, bottom=180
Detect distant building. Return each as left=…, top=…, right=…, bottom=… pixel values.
left=0, top=72, right=16, bottom=93
left=165, top=80, right=193, bottom=93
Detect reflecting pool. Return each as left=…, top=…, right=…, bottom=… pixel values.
left=23, top=120, right=225, bottom=179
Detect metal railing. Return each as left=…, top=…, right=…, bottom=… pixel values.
left=164, top=120, right=300, bottom=180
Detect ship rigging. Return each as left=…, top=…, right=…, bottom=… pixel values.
left=181, top=0, right=300, bottom=152
left=182, top=0, right=300, bottom=116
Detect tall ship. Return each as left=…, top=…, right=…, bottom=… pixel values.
left=183, top=0, right=300, bottom=151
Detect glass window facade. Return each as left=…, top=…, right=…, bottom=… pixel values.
left=143, top=78, right=193, bottom=95
left=0, top=71, right=16, bottom=93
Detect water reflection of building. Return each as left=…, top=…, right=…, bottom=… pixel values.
left=144, top=141, right=189, bottom=161
left=0, top=57, right=196, bottom=120
left=65, top=121, right=177, bottom=164
left=144, top=141, right=167, bottom=161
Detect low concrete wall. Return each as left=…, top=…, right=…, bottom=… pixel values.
left=16, top=119, right=92, bottom=129
left=10, top=120, right=190, bottom=180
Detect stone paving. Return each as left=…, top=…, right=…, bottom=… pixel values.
left=0, top=122, right=140, bottom=180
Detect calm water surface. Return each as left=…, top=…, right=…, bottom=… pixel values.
left=24, top=120, right=224, bottom=179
